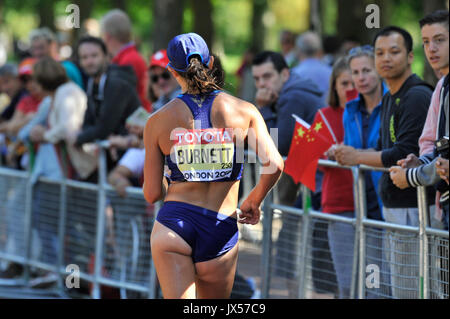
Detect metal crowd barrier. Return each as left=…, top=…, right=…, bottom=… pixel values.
left=258, top=159, right=449, bottom=299
left=0, top=146, right=448, bottom=299
left=0, top=144, right=159, bottom=299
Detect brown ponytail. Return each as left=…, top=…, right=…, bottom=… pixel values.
left=179, top=56, right=222, bottom=94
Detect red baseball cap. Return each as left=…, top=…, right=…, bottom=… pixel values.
left=149, top=49, right=169, bottom=69
left=18, top=58, right=37, bottom=76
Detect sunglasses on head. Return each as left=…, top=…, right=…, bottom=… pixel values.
left=151, top=72, right=171, bottom=83
left=348, top=45, right=374, bottom=56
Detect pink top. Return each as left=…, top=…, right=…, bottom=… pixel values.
left=418, top=76, right=445, bottom=221
left=419, top=76, right=444, bottom=155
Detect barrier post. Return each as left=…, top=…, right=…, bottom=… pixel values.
left=417, top=186, right=429, bottom=299
left=350, top=166, right=361, bottom=299
left=260, top=189, right=274, bottom=298
left=356, top=167, right=367, bottom=299
left=92, top=145, right=108, bottom=299
left=56, top=178, right=67, bottom=291
left=22, top=176, right=34, bottom=284
left=298, top=185, right=311, bottom=299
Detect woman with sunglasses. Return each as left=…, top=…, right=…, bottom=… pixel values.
left=0, top=58, right=44, bottom=138
left=143, top=33, right=283, bottom=299
left=148, top=49, right=181, bottom=112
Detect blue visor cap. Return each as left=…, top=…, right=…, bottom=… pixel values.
left=167, top=33, right=210, bottom=72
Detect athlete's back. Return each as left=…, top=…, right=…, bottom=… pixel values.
left=144, top=32, right=283, bottom=299
left=145, top=90, right=264, bottom=216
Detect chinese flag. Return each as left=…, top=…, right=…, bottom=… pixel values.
left=284, top=112, right=334, bottom=191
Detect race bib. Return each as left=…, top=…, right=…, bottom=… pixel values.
left=171, top=128, right=234, bottom=181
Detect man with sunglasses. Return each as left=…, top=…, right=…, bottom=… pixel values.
left=148, top=49, right=181, bottom=113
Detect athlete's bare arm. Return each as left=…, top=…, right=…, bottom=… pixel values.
left=239, top=101, right=284, bottom=225
left=143, top=111, right=166, bottom=203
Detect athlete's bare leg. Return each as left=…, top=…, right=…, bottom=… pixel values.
left=194, top=243, right=239, bottom=299
left=151, top=221, right=196, bottom=299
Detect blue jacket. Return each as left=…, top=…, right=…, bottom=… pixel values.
left=292, top=58, right=332, bottom=107
left=343, top=82, right=389, bottom=214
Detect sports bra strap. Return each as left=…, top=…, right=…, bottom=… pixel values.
left=176, top=90, right=221, bottom=129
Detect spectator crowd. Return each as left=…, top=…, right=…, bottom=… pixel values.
left=0, top=8, right=448, bottom=299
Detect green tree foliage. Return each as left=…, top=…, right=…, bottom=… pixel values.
left=0, top=0, right=444, bottom=90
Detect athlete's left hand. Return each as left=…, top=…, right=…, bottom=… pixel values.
left=238, top=198, right=261, bottom=225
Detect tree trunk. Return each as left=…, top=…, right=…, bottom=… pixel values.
left=251, top=0, right=267, bottom=52
left=114, top=0, right=127, bottom=11
left=422, top=0, right=447, bottom=86
left=337, top=0, right=390, bottom=45
left=191, top=0, right=214, bottom=48
left=152, top=0, right=185, bottom=51
left=0, top=0, right=3, bottom=26
left=71, top=0, right=94, bottom=44
left=310, top=0, right=322, bottom=33
left=38, top=0, right=55, bottom=31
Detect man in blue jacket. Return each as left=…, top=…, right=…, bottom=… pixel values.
left=292, top=31, right=332, bottom=107
left=251, top=51, right=323, bottom=158
left=251, top=50, right=324, bottom=205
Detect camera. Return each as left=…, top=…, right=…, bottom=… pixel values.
left=435, top=136, right=449, bottom=159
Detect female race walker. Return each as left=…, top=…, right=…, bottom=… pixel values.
left=143, top=33, right=284, bottom=299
